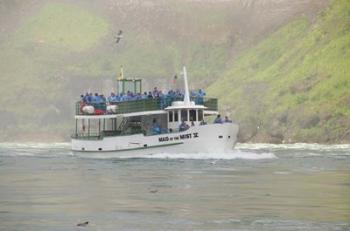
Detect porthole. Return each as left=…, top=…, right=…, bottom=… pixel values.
left=218, top=136, right=223, bottom=139
left=98, top=148, right=102, bottom=151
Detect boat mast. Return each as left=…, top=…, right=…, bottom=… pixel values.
left=183, top=66, right=191, bottom=106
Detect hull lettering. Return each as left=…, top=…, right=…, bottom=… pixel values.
left=158, top=133, right=199, bottom=143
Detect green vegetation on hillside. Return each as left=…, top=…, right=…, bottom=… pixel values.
left=207, top=0, right=350, bottom=143
left=0, top=0, right=347, bottom=143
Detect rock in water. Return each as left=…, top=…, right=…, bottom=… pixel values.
left=77, top=221, right=89, bottom=227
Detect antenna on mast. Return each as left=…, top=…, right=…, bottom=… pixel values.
left=182, top=66, right=191, bottom=106
left=118, top=65, right=124, bottom=80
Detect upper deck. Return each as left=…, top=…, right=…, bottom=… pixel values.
left=76, top=96, right=218, bottom=116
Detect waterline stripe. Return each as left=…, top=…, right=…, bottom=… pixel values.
left=73, top=142, right=184, bottom=153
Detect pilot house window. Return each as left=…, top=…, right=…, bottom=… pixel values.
left=189, top=110, right=196, bottom=121
left=181, top=110, right=188, bottom=121
left=169, top=111, right=173, bottom=122
left=174, top=111, right=179, bottom=122
left=198, top=110, right=203, bottom=121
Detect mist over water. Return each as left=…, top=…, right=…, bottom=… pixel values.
left=0, top=0, right=334, bottom=143
left=0, top=143, right=349, bottom=230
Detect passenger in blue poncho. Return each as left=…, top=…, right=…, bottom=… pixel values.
left=214, top=114, right=223, bottom=124
left=224, top=116, right=232, bottom=123
left=179, top=119, right=190, bottom=131
left=152, top=119, right=161, bottom=135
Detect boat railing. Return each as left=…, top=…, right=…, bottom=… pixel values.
left=72, top=124, right=202, bottom=140
left=75, top=97, right=218, bottom=116
left=72, top=129, right=144, bottom=140
left=71, top=132, right=103, bottom=140
left=102, top=130, right=122, bottom=137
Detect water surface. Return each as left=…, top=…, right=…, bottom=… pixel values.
left=0, top=143, right=349, bottom=231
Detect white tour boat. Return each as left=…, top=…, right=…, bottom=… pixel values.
left=71, top=67, right=239, bottom=157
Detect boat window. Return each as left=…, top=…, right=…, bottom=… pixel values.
left=189, top=110, right=196, bottom=121
left=198, top=110, right=203, bottom=121
left=181, top=109, right=188, bottom=121
left=169, top=111, right=173, bottom=122
left=174, top=110, right=179, bottom=122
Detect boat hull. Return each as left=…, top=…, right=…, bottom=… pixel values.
left=71, top=123, right=239, bottom=157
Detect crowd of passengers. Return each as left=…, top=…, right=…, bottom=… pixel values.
left=80, top=87, right=206, bottom=105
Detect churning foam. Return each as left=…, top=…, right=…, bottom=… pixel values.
left=80, top=150, right=277, bottom=160
left=1, top=142, right=349, bottom=159
left=0, top=142, right=70, bottom=149
left=0, top=142, right=276, bottom=160
left=0, top=142, right=72, bottom=157
left=142, top=150, right=276, bottom=160
left=236, top=143, right=350, bottom=151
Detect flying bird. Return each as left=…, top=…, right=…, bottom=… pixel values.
left=114, top=30, right=123, bottom=43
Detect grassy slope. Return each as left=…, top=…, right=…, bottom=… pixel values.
left=207, top=0, right=350, bottom=143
